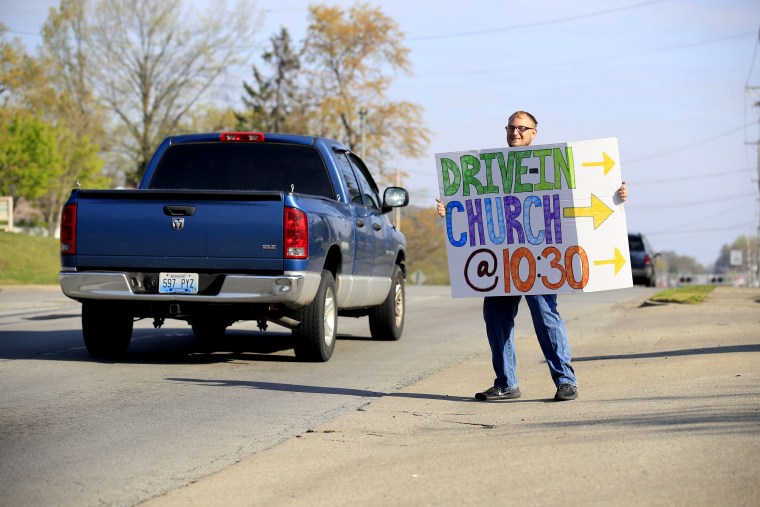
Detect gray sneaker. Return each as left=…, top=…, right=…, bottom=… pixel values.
left=554, top=383, right=578, bottom=401
left=475, top=386, right=521, bottom=401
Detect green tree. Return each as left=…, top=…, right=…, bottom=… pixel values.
left=180, top=103, right=238, bottom=133
left=658, top=250, right=704, bottom=276
left=38, top=0, right=111, bottom=223
left=0, top=115, right=57, bottom=203
left=302, top=3, right=430, bottom=186
left=236, top=27, right=309, bottom=133
left=0, top=113, right=105, bottom=236
left=38, top=128, right=106, bottom=236
left=1, top=20, right=107, bottom=235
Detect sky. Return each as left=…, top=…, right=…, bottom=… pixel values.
left=2, top=0, right=760, bottom=268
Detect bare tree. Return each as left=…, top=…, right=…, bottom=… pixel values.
left=39, top=0, right=103, bottom=136
left=85, top=0, right=262, bottom=180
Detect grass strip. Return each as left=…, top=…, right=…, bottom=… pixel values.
left=650, top=285, right=715, bottom=304
left=0, top=232, right=60, bottom=285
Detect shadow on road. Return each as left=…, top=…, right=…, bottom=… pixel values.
left=165, top=377, right=474, bottom=402
left=574, top=344, right=760, bottom=362
left=0, top=327, right=373, bottom=364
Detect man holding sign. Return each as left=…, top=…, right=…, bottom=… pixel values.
left=436, top=111, right=628, bottom=402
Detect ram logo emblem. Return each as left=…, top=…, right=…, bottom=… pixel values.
left=171, top=218, right=185, bottom=231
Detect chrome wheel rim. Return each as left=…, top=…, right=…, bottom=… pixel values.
left=324, top=286, right=336, bottom=346
left=393, top=281, right=404, bottom=328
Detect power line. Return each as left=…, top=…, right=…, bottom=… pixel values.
left=629, top=169, right=748, bottom=185
left=407, top=0, right=670, bottom=41
left=5, top=29, right=39, bottom=37
left=411, top=32, right=754, bottom=78
left=632, top=201, right=753, bottom=236
left=647, top=221, right=757, bottom=237
left=626, top=122, right=756, bottom=165
left=625, top=192, right=757, bottom=211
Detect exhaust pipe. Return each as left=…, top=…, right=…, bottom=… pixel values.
left=272, top=316, right=300, bottom=329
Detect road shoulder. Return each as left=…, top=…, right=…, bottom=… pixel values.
left=142, top=288, right=760, bottom=507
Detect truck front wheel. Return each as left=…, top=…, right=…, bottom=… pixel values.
left=82, top=301, right=133, bottom=359
left=293, top=270, right=337, bottom=362
left=369, top=264, right=405, bottom=341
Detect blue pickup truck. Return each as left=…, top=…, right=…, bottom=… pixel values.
left=59, top=132, right=409, bottom=362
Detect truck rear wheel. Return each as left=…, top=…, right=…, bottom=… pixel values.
left=293, top=270, right=337, bottom=362
left=369, top=264, right=405, bottom=341
left=82, top=301, right=133, bottom=359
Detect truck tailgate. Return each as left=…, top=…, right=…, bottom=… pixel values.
left=75, top=190, right=285, bottom=271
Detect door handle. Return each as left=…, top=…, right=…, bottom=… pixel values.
left=164, top=205, right=196, bottom=216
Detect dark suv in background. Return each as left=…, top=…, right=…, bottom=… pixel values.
left=628, top=232, right=658, bottom=287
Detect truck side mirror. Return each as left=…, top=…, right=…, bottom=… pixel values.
left=383, top=187, right=409, bottom=209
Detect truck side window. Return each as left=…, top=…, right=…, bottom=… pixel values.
left=348, top=154, right=381, bottom=210
left=335, top=153, right=363, bottom=205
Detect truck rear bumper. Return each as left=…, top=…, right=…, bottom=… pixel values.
left=59, top=271, right=321, bottom=307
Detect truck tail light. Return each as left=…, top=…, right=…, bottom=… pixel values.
left=284, top=207, right=308, bottom=259
left=644, top=254, right=652, bottom=265
left=219, top=132, right=265, bottom=142
left=60, top=203, right=77, bottom=254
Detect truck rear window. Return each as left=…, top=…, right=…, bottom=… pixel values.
left=148, top=142, right=334, bottom=198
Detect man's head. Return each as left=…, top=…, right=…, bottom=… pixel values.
left=506, top=111, right=537, bottom=147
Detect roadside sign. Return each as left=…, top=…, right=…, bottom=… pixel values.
left=730, top=250, right=742, bottom=266
left=0, top=196, right=13, bottom=232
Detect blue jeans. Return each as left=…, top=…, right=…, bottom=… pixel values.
left=482, top=294, right=576, bottom=390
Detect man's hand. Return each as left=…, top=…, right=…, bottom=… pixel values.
left=435, top=198, right=446, bottom=217
left=617, top=182, right=628, bottom=203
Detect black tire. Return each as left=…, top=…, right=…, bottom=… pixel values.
left=293, top=270, right=337, bottom=362
left=191, top=320, right=227, bottom=342
left=82, top=301, right=133, bottom=359
left=369, top=264, right=405, bottom=341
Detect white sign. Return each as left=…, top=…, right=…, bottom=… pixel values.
left=0, top=196, right=12, bottom=232
left=730, top=250, right=742, bottom=266
left=411, top=269, right=427, bottom=285
left=436, top=138, right=632, bottom=298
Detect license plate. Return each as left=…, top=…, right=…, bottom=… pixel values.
left=158, top=272, right=199, bottom=294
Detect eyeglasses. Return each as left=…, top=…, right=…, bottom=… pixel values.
left=505, top=125, right=535, bottom=133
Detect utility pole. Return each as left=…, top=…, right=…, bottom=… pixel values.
left=745, top=95, right=760, bottom=287
left=756, top=119, right=760, bottom=288
left=395, top=167, right=402, bottom=232
left=746, top=26, right=760, bottom=287
left=358, top=109, right=367, bottom=160
left=749, top=94, right=760, bottom=287
left=757, top=103, right=760, bottom=288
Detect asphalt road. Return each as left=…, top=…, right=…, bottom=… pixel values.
left=0, top=285, right=654, bottom=506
